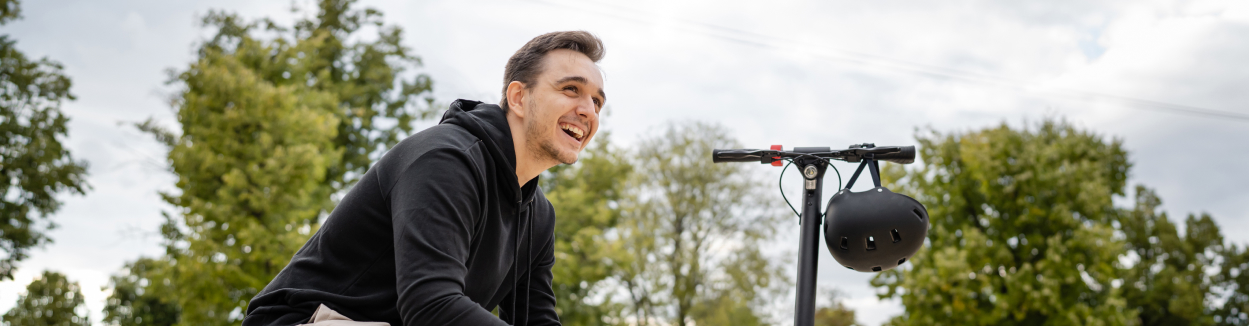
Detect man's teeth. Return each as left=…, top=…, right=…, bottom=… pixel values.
left=561, top=124, right=584, bottom=140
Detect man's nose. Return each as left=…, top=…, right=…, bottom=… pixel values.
left=576, top=98, right=597, bottom=119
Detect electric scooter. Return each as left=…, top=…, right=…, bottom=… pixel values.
left=712, top=144, right=929, bottom=326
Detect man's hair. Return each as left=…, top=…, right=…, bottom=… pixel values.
left=500, top=31, right=605, bottom=110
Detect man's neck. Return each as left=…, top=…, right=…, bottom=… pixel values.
left=507, top=113, right=554, bottom=188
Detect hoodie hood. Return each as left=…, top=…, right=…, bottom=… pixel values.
left=439, top=99, right=537, bottom=204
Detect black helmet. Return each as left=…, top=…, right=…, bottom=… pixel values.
left=823, top=186, right=928, bottom=272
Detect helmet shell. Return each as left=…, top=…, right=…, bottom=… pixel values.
left=823, top=187, right=928, bottom=272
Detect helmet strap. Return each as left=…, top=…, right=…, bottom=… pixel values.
left=843, top=156, right=883, bottom=190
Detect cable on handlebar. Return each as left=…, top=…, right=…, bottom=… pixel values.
left=779, top=159, right=801, bottom=218
left=777, top=154, right=842, bottom=219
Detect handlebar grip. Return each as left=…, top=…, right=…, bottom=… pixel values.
left=874, top=146, right=916, bottom=164
left=712, top=149, right=764, bottom=163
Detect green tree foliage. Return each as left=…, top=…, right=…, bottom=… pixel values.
left=1, top=270, right=91, bottom=326
left=103, top=258, right=180, bottom=326
left=1211, top=229, right=1249, bottom=325
left=105, top=1, right=436, bottom=324
left=541, top=133, right=633, bottom=325
left=616, top=122, right=789, bottom=326
left=0, top=0, right=89, bottom=281
left=154, top=31, right=343, bottom=324
left=1118, top=185, right=1221, bottom=326
left=872, top=120, right=1135, bottom=325
left=0, top=0, right=18, bottom=25
left=814, top=290, right=859, bottom=326
left=191, top=0, right=437, bottom=190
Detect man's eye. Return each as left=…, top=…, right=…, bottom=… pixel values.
left=564, top=86, right=577, bottom=92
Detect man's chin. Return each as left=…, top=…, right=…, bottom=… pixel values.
left=557, top=152, right=579, bottom=165
left=536, top=141, right=580, bottom=165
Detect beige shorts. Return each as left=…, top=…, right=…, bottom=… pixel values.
left=299, top=304, right=390, bottom=326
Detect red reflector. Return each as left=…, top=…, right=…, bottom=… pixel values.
left=771, top=145, right=782, bottom=166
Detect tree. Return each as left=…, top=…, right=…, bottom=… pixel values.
left=616, top=122, right=789, bottom=326
left=541, top=132, right=633, bottom=325
left=151, top=33, right=343, bottom=325
left=102, top=258, right=180, bottom=326
left=1212, top=235, right=1249, bottom=325
left=814, top=289, right=859, bottom=326
left=872, top=120, right=1135, bottom=325
left=189, top=0, right=438, bottom=190
left=1, top=270, right=91, bottom=326
left=1118, top=186, right=1220, bottom=326
left=0, top=0, right=90, bottom=281
left=106, top=1, right=437, bottom=324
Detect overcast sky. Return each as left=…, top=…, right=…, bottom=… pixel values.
left=2, top=0, right=1247, bottom=325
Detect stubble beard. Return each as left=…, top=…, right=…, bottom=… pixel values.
left=524, top=98, right=578, bottom=165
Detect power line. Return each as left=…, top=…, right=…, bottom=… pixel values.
left=525, top=0, right=1249, bottom=123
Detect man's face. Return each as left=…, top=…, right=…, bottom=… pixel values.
left=522, top=49, right=605, bottom=165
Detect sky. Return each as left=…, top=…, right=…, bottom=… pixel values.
left=2, top=0, right=1247, bottom=325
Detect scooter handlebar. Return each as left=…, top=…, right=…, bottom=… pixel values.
left=711, top=145, right=916, bottom=164
left=873, top=145, right=915, bottom=164
left=711, top=149, right=772, bottom=163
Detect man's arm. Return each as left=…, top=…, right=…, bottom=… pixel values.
left=389, top=148, right=508, bottom=326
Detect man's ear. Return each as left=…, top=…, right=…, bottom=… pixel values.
left=505, top=81, right=527, bottom=118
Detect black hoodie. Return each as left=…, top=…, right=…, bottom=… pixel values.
left=242, top=100, right=559, bottom=326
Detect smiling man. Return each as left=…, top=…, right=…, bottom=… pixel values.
left=242, top=31, right=605, bottom=326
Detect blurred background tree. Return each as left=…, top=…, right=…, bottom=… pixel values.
left=872, top=120, right=1135, bottom=325
left=1, top=270, right=91, bottom=326
left=189, top=0, right=438, bottom=190
left=814, top=289, right=859, bottom=326
left=541, top=132, right=634, bottom=325
left=144, top=31, right=343, bottom=325
left=1213, top=239, right=1249, bottom=325
left=102, top=258, right=180, bottom=326
left=1118, top=186, right=1221, bottom=326
left=615, top=122, right=790, bottom=326
left=0, top=0, right=90, bottom=281
left=103, top=0, right=437, bottom=324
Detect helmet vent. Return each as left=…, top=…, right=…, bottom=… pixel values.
left=872, top=266, right=882, bottom=272
left=912, top=208, right=924, bottom=221
left=866, top=236, right=877, bottom=251
left=898, top=257, right=907, bottom=265
left=840, top=237, right=849, bottom=250
left=891, top=229, right=901, bottom=243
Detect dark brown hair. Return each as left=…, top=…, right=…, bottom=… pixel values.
left=500, top=31, right=605, bottom=110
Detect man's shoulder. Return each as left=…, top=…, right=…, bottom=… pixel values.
left=371, top=124, right=489, bottom=188
left=398, top=124, right=481, bottom=153
left=380, top=125, right=485, bottom=165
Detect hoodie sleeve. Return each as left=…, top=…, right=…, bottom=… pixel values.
left=389, top=148, right=508, bottom=326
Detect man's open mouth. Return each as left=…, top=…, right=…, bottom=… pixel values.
left=560, top=122, right=586, bottom=142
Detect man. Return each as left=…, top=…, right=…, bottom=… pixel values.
left=242, top=31, right=606, bottom=326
